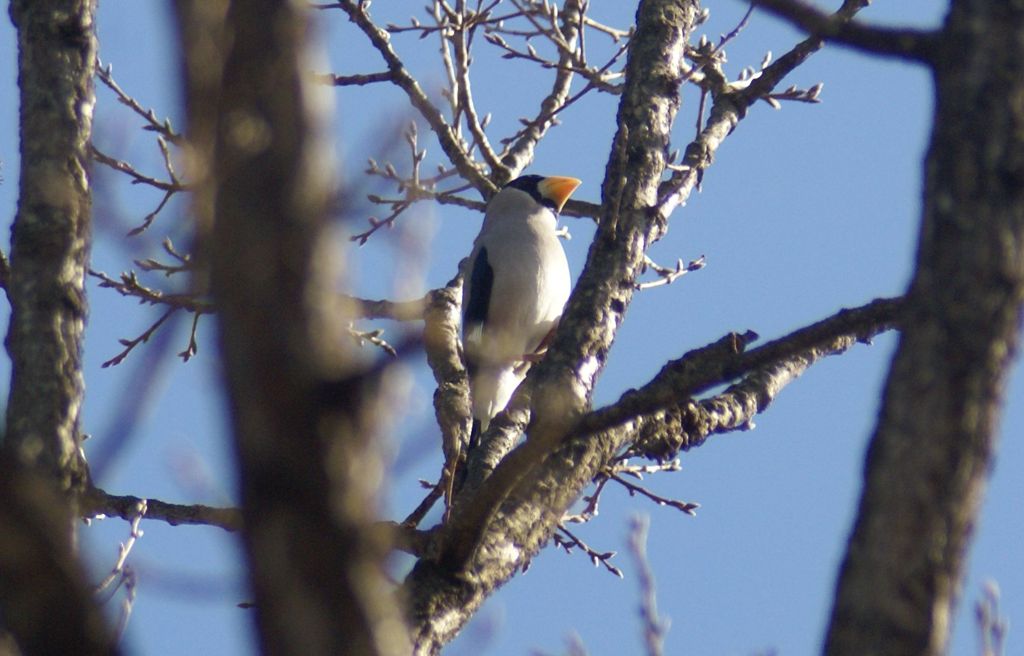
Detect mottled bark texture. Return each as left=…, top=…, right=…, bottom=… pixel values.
left=403, top=1, right=702, bottom=652
left=174, top=1, right=408, bottom=654
left=826, top=3, right=1024, bottom=655
left=4, top=0, right=94, bottom=491
left=1, top=1, right=111, bottom=653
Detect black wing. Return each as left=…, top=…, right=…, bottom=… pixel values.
left=464, top=246, right=494, bottom=330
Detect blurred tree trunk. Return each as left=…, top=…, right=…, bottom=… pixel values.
left=0, top=455, right=115, bottom=656
left=0, top=0, right=113, bottom=654
left=173, top=1, right=409, bottom=654
left=826, top=2, right=1024, bottom=654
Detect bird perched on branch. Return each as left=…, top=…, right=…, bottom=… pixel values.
left=462, top=174, right=581, bottom=446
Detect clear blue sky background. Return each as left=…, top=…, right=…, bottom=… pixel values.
left=1, top=2, right=1020, bottom=655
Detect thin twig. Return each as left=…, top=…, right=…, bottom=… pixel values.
left=96, top=59, right=183, bottom=144
left=100, top=307, right=178, bottom=368
left=554, top=523, right=623, bottom=578
left=95, top=499, right=147, bottom=601
left=90, top=144, right=185, bottom=192
left=348, top=324, right=398, bottom=356
left=610, top=473, right=699, bottom=516
left=637, top=254, right=706, bottom=290
left=629, top=515, right=669, bottom=656
left=403, top=479, right=445, bottom=528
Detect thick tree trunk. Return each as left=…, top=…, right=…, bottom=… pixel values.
left=174, top=1, right=409, bottom=654
left=826, top=2, right=1024, bottom=654
left=4, top=0, right=94, bottom=496
left=1, top=1, right=113, bottom=654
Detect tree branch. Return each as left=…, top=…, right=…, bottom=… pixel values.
left=344, top=293, right=429, bottom=321
left=82, top=487, right=243, bottom=532
left=629, top=298, right=902, bottom=460
left=450, top=1, right=507, bottom=177
left=331, top=0, right=498, bottom=198
left=752, top=0, right=939, bottom=62
left=421, top=275, right=472, bottom=510
left=498, top=0, right=584, bottom=179
left=826, top=3, right=1024, bottom=652
left=175, top=0, right=410, bottom=653
left=657, top=0, right=875, bottom=217
left=404, top=3, right=705, bottom=651
left=6, top=0, right=96, bottom=503
left=579, top=296, right=903, bottom=440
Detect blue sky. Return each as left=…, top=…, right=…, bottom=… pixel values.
left=1, top=2, right=1020, bottom=655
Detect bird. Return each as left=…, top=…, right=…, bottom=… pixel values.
left=462, top=174, right=581, bottom=447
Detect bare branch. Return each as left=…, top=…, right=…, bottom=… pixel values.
left=329, top=0, right=497, bottom=197
left=94, top=499, right=147, bottom=601
left=497, top=0, right=588, bottom=175
left=609, top=473, right=698, bottom=516
left=752, top=0, right=938, bottom=62
left=578, top=296, right=903, bottom=441
left=636, top=254, right=705, bottom=290
left=89, top=269, right=211, bottom=314
left=90, top=144, right=185, bottom=192
left=451, top=1, right=506, bottom=175
left=562, top=475, right=611, bottom=524
left=179, top=310, right=201, bottom=362
left=96, top=59, right=184, bottom=144
left=402, top=479, right=445, bottom=528
left=628, top=516, right=668, bottom=656
left=345, top=293, right=429, bottom=321
left=99, top=306, right=178, bottom=368
left=135, top=238, right=194, bottom=277
left=82, top=487, right=242, bottom=532
left=348, top=325, right=398, bottom=356
left=554, top=524, right=623, bottom=578
left=657, top=0, right=876, bottom=217
left=315, top=70, right=394, bottom=86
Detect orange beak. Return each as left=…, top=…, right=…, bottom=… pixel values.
left=537, top=176, right=582, bottom=213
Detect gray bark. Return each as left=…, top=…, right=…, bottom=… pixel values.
left=404, top=1, right=703, bottom=651
left=825, top=2, right=1024, bottom=654
left=4, top=0, right=94, bottom=493
left=1, top=1, right=112, bottom=653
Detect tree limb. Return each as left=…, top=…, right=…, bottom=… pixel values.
left=629, top=298, right=902, bottom=460
left=498, top=0, right=584, bottom=179
left=403, top=3, right=705, bottom=651
left=5, top=0, right=96, bottom=495
left=579, top=296, right=903, bottom=439
left=752, top=0, right=939, bottom=62
left=175, top=0, right=410, bottom=653
left=331, top=0, right=498, bottom=198
left=826, top=3, right=1024, bottom=653
left=82, top=487, right=243, bottom=532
